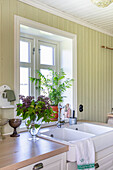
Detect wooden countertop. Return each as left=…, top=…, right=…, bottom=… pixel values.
left=0, top=132, right=68, bottom=170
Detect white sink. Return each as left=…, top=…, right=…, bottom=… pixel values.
left=41, top=127, right=95, bottom=142
left=40, top=127, right=95, bottom=162
left=68, top=123, right=113, bottom=135
left=67, top=123, right=113, bottom=152
left=40, top=123, right=113, bottom=162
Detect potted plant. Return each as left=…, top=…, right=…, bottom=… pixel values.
left=16, top=95, right=53, bottom=140
left=30, top=68, right=73, bottom=121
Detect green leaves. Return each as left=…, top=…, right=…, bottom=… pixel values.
left=30, top=68, right=74, bottom=106
left=34, top=124, right=40, bottom=129
left=16, top=95, right=54, bottom=129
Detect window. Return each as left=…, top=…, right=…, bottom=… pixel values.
left=40, top=45, right=54, bottom=65
left=38, top=41, right=57, bottom=96
left=40, top=69, right=53, bottom=96
left=19, top=36, right=58, bottom=97
left=20, top=67, right=30, bottom=96
left=15, top=19, right=76, bottom=129
left=38, top=41, right=56, bottom=68
left=20, top=41, right=31, bottom=63
left=20, top=37, right=34, bottom=96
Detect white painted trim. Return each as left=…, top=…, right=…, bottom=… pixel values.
left=18, top=0, right=113, bottom=37
left=14, top=15, right=77, bottom=116
left=14, top=16, right=21, bottom=117
left=16, top=16, right=75, bottom=38
left=73, top=36, right=77, bottom=117
left=14, top=16, right=20, bottom=102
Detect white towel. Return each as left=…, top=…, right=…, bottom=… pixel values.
left=75, top=138, right=95, bottom=170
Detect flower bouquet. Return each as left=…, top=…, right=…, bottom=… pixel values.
left=16, top=95, right=54, bottom=140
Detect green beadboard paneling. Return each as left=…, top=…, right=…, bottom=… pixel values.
left=38, top=9, right=49, bottom=26
left=112, top=39, right=113, bottom=110
left=0, top=2, right=1, bottom=84
left=1, top=0, right=10, bottom=86
left=52, top=15, right=59, bottom=29
left=0, top=0, right=113, bottom=122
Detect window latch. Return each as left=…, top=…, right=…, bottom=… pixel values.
left=38, top=48, right=41, bottom=54
left=33, top=48, right=35, bottom=55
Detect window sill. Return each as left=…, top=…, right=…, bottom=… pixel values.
left=19, top=121, right=58, bottom=132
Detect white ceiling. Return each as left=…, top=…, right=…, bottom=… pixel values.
left=33, top=0, right=113, bottom=35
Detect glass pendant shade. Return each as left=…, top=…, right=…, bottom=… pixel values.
left=91, top=0, right=113, bottom=7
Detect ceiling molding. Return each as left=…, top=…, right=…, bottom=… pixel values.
left=18, top=0, right=113, bottom=37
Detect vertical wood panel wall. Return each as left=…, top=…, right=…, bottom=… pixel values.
left=0, top=0, right=113, bottom=122
left=0, top=3, right=1, bottom=84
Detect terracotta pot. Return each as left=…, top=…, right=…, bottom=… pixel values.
left=51, top=105, right=58, bottom=121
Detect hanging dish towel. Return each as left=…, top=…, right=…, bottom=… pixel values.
left=4, top=90, right=16, bottom=102
left=75, top=138, right=95, bottom=170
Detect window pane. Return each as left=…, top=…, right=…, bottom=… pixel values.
left=20, top=67, right=30, bottom=96
left=40, top=45, right=54, bottom=65
left=20, top=41, right=30, bottom=63
left=40, top=69, right=52, bottom=96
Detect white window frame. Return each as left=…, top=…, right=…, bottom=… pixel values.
left=37, top=40, right=58, bottom=98
left=14, top=15, right=77, bottom=119
left=38, top=41, right=57, bottom=68
left=20, top=37, right=35, bottom=96
left=20, top=33, right=59, bottom=98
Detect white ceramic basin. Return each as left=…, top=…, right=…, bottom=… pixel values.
left=41, top=127, right=95, bottom=142
left=40, top=123, right=113, bottom=162
left=67, top=123, right=113, bottom=153
left=68, top=123, right=113, bottom=135
left=40, top=127, right=95, bottom=162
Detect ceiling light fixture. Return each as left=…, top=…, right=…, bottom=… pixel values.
left=91, top=0, right=113, bottom=7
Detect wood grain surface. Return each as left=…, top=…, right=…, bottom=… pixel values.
left=0, top=132, right=68, bottom=170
